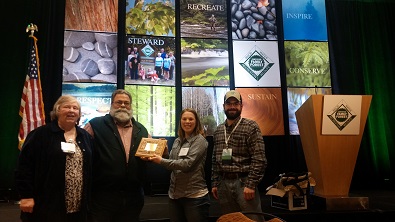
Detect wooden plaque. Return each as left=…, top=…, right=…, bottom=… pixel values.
left=135, top=138, right=167, bottom=157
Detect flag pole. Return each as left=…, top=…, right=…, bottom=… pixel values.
left=18, top=23, right=46, bottom=150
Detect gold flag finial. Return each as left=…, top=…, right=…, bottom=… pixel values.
left=26, top=23, right=38, bottom=37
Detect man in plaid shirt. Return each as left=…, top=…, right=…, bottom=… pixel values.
left=211, top=90, right=267, bottom=222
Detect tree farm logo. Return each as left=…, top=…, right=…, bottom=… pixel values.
left=327, top=100, right=357, bottom=131
left=239, top=46, right=274, bottom=81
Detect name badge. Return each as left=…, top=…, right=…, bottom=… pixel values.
left=178, top=147, right=189, bottom=156
left=222, top=148, right=232, bottom=165
left=61, top=142, right=76, bottom=154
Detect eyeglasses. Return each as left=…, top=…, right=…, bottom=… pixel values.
left=113, top=100, right=131, bottom=107
left=225, top=102, right=241, bottom=107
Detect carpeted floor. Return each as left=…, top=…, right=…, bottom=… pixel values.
left=1, top=189, right=395, bottom=222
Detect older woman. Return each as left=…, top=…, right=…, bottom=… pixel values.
left=146, top=108, right=210, bottom=222
left=15, top=95, right=93, bottom=222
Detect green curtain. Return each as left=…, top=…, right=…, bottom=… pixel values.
left=0, top=0, right=65, bottom=191
left=326, top=0, right=395, bottom=187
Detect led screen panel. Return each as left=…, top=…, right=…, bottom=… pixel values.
left=285, top=41, right=331, bottom=87
left=65, top=0, right=118, bottom=32
left=231, top=0, right=277, bottom=40
left=61, top=83, right=116, bottom=127
left=180, top=0, right=227, bottom=39
left=181, top=87, right=229, bottom=136
left=181, top=38, right=229, bottom=86
left=282, top=0, right=328, bottom=41
left=126, top=0, right=175, bottom=37
left=236, top=87, right=284, bottom=136
left=63, top=30, right=118, bottom=84
left=125, top=85, right=176, bottom=137
left=288, top=87, right=332, bottom=135
left=233, top=40, right=281, bottom=87
left=125, top=35, right=176, bottom=86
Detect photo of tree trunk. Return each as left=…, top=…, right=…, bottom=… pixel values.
left=65, top=0, right=118, bottom=32
left=236, top=87, right=285, bottom=136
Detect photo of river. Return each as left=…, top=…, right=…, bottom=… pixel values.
left=181, top=24, right=227, bottom=39
left=181, top=49, right=229, bottom=86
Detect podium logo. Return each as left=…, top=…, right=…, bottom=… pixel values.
left=239, top=46, right=274, bottom=81
left=327, top=100, right=357, bottom=131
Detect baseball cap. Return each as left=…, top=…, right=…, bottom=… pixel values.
left=224, top=90, right=242, bottom=103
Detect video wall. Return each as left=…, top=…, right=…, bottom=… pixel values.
left=61, top=0, right=331, bottom=137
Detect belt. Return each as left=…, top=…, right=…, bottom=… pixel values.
left=221, top=172, right=249, bottom=180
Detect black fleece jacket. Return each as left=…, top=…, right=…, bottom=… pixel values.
left=88, top=114, right=149, bottom=193
left=15, top=121, right=93, bottom=220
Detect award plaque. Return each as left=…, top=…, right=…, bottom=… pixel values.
left=135, top=138, right=167, bottom=157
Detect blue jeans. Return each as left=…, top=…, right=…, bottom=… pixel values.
left=168, top=194, right=210, bottom=222
left=217, top=177, right=264, bottom=222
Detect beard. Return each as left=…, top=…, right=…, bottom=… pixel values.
left=110, top=107, right=133, bottom=123
left=225, top=109, right=242, bottom=120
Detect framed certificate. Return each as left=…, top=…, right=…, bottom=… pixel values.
left=135, top=138, right=167, bottom=157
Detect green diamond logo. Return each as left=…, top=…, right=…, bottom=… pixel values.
left=141, top=44, right=155, bottom=57
left=239, top=46, right=274, bottom=81
left=327, top=101, right=356, bottom=131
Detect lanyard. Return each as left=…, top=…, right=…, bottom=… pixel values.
left=224, top=118, right=243, bottom=148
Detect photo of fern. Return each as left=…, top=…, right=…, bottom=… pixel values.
left=181, top=38, right=229, bottom=86
left=180, top=0, right=227, bottom=39
left=287, top=87, right=332, bottom=135
left=126, top=0, right=175, bottom=37
left=285, top=41, right=331, bottom=87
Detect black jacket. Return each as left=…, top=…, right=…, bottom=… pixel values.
left=89, top=114, right=149, bottom=193
left=15, top=121, right=93, bottom=221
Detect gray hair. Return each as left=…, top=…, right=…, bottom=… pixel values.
left=50, top=95, right=81, bottom=123
left=111, top=89, right=132, bottom=104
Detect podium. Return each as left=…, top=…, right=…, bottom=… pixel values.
left=295, top=95, right=372, bottom=210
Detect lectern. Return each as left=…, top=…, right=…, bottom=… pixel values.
left=295, top=95, right=372, bottom=210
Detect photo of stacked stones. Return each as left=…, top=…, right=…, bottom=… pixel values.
left=231, top=0, right=277, bottom=40
left=63, top=31, right=118, bottom=83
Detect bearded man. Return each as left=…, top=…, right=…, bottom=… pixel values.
left=211, top=90, right=267, bottom=222
left=84, top=89, right=149, bottom=222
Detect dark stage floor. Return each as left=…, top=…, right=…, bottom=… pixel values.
left=1, top=189, right=395, bottom=222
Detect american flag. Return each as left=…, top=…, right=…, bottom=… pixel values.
left=18, top=36, right=46, bottom=149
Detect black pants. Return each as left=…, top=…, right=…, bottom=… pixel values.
left=21, top=211, right=85, bottom=222
left=89, top=188, right=144, bottom=222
